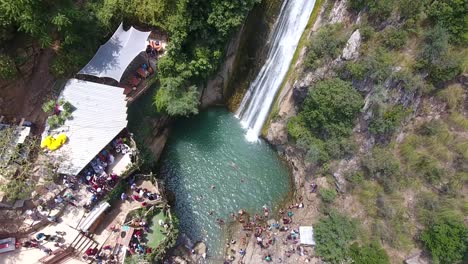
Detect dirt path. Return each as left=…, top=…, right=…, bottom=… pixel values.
left=0, top=48, right=56, bottom=134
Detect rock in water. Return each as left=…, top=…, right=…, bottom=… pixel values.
left=341, top=30, right=361, bottom=61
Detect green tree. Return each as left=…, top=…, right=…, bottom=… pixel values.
left=315, top=211, right=357, bottom=263
left=418, top=25, right=462, bottom=86
left=381, top=26, right=408, bottom=50
left=349, top=242, right=390, bottom=264
left=427, top=0, right=468, bottom=44
left=208, top=0, right=260, bottom=37
left=421, top=219, right=468, bottom=264
left=154, top=77, right=199, bottom=116
left=300, top=78, right=363, bottom=139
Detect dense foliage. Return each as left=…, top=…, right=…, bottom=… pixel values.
left=0, top=0, right=259, bottom=116
left=152, top=0, right=260, bottom=116
left=300, top=78, right=363, bottom=139
left=349, top=242, right=390, bottom=264
left=421, top=219, right=467, bottom=264
left=314, top=212, right=357, bottom=263
left=305, top=24, right=348, bottom=69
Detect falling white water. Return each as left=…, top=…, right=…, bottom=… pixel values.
left=236, top=0, right=316, bottom=142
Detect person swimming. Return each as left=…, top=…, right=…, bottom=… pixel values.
left=229, top=161, right=239, bottom=170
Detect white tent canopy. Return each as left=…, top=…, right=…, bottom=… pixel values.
left=78, top=23, right=151, bottom=82
left=44, top=79, right=128, bottom=175
left=299, top=226, right=316, bottom=245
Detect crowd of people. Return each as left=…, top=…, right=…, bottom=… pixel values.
left=223, top=198, right=310, bottom=263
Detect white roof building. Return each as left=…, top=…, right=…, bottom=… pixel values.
left=78, top=23, right=151, bottom=82
left=44, top=79, right=128, bottom=175
left=299, top=226, right=316, bottom=245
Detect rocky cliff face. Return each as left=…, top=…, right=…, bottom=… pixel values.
left=201, top=0, right=284, bottom=110
left=266, top=0, right=356, bottom=190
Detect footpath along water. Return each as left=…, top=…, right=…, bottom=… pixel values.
left=160, top=107, right=291, bottom=257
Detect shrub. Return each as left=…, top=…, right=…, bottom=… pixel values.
left=305, top=24, right=348, bottom=69
left=398, top=0, right=428, bottom=19
left=154, top=78, right=199, bottom=116
left=0, top=54, right=17, bottom=80
left=360, top=25, right=375, bottom=42
left=349, top=242, right=390, bottom=264
left=104, top=180, right=129, bottom=204
left=300, top=78, right=363, bottom=139
left=362, top=147, right=400, bottom=192
left=319, top=188, right=337, bottom=204
left=418, top=25, right=462, bottom=87
left=42, top=100, right=57, bottom=114
left=381, top=26, right=408, bottom=50
left=427, top=0, right=468, bottom=44
left=343, top=61, right=367, bottom=81
left=369, top=104, right=408, bottom=140
left=421, top=219, right=467, bottom=264
left=315, top=211, right=357, bottom=263
left=391, top=70, right=426, bottom=92
left=417, top=120, right=446, bottom=137
left=325, top=136, right=357, bottom=159
left=364, top=48, right=393, bottom=83
left=437, top=84, right=465, bottom=112
left=348, top=0, right=393, bottom=24
left=346, top=171, right=365, bottom=189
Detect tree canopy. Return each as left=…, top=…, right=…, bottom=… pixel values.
left=421, top=219, right=468, bottom=264
left=314, top=211, right=357, bottom=263
left=301, top=78, right=363, bottom=139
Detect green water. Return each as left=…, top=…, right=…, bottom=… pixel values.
left=160, top=107, right=291, bottom=256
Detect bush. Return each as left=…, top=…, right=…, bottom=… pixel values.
left=346, top=171, right=365, bottom=189
left=154, top=77, right=199, bottom=116
left=0, top=54, right=17, bottom=80
left=360, top=25, right=375, bottom=42
left=362, top=147, right=400, bottom=192
left=305, top=24, right=348, bottom=69
left=325, top=136, right=357, bottom=160
left=315, top=211, right=357, bottom=263
left=343, top=61, right=367, bottom=81
left=391, top=70, right=426, bottom=92
left=421, top=219, right=467, bottom=264
left=104, top=180, right=129, bottom=204
left=381, top=26, right=408, bottom=50
left=42, top=100, right=56, bottom=114
left=319, top=188, right=337, bottom=204
left=349, top=242, right=390, bottom=264
left=427, top=0, right=468, bottom=44
left=437, top=84, right=465, bottom=112
left=418, top=25, right=462, bottom=87
left=398, top=0, right=428, bottom=19
left=342, top=49, right=394, bottom=83
left=348, top=0, right=393, bottom=24
left=364, top=48, right=393, bottom=83
left=369, top=104, right=408, bottom=140
left=299, top=78, right=363, bottom=139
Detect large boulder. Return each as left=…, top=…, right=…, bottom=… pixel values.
left=341, top=30, right=361, bottom=61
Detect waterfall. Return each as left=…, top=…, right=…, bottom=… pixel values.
left=235, top=0, right=316, bottom=142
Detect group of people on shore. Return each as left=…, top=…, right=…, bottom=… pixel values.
left=222, top=197, right=309, bottom=263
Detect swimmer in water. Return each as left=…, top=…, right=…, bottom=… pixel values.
left=229, top=161, right=239, bottom=170
left=211, top=185, right=215, bottom=189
